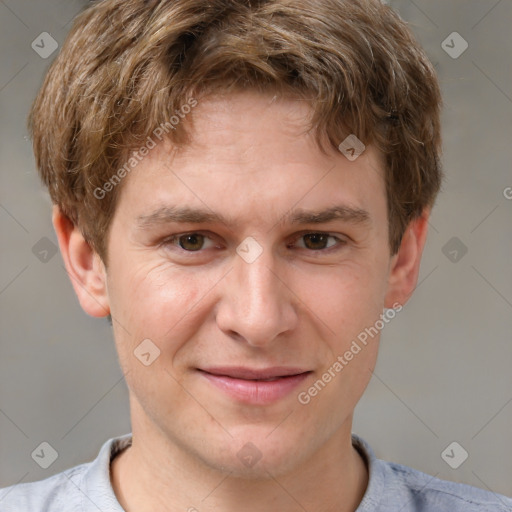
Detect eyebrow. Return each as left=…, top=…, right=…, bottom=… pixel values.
left=287, top=205, right=371, bottom=226
left=136, top=205, right=371, bottom=229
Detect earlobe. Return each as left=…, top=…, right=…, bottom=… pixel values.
left=384, top=209, right=431, bottom=309
left=52, top=205, right=110, bottom=318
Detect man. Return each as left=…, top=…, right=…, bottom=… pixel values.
left=1, top=0, right=511, bottom=510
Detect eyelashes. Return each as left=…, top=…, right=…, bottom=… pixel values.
left=162, top=231, right=347, bottom=255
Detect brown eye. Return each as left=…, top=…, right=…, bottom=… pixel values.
left=302, top=233, right=332, bottom=250
left=162, top=232, right=218, bottom=254
left=290, top=232, right=345, bottom=253
left=178, top=233, right=205, bottom=251
left=303, top=233, right=328, bottom=250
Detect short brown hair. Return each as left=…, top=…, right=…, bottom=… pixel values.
left=28, top=0, right=442, bottom=265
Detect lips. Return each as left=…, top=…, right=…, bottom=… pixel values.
left=197, top=366, right=312, bottom=404
left=199, top=366, right=311, bottom=380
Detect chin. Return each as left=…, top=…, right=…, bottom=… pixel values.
left=207, top=427, right=309, bottom=479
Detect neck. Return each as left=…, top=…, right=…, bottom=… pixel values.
left=111, top=405, right=368, bottom=512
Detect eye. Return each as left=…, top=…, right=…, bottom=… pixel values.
left=164, top=232, right=217, bottom=252
left=292, top=232, right=345, bottom=251
left=161, top=231, right=346, bottom=256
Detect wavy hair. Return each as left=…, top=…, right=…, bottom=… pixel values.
left=28, top=0, right=443, bottom=263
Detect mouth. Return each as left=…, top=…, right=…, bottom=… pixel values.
left=197, top=367, right=312, bottom=404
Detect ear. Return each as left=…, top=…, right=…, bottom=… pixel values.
left=52, top=205, right=110, bottom=317
left=384, top=208, right=431, bottom=309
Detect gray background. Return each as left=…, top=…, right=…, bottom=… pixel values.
left=1, top=0, right=511, bottom=501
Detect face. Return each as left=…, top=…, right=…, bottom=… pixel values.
left=70, top=91, right=417, bottom=477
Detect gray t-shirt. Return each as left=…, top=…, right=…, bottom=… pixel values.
left=1, top=433, right=511, bottom=511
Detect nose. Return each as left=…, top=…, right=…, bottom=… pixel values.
left=215, top=245, right=298, bottom=347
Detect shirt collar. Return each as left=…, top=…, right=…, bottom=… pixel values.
left=80, top=432, right=383, bottom=511
left=80, top=432, right=132, bottom=511
left=351, top=432, right=385, bottom=511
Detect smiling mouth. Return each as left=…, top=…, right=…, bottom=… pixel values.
left=200, top=371, right=310, bottom=381
left=197, top=366, right=312, bottom=380
left=197, top=367, right=313, bottom=404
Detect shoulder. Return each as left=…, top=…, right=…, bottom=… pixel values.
left=352, top=434, right=512, bottom=512
left=0, top=433, right=131, bottom=512
left=381, top=459, right=512, bottom=511
left=0, top=463, right=88, bottom=512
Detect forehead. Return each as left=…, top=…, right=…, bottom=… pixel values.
left=114, top=91, right=386, bottom=225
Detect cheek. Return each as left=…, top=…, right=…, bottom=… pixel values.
left=299, top=260, right=388, bottom=339
left=296, top=268, right=383, bottom=418
left=108, top=260, right=217, bottom=413
left=107, top=257, right=217, bottom=357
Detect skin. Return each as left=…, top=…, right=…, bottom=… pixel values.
left=53, top=91, right=430, bottom=512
